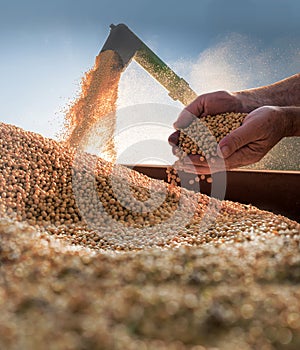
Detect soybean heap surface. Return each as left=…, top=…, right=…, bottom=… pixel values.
left=0, top=122, right=300, bottom=350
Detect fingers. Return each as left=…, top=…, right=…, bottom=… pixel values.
left=185, top=95, right=204, bottom=116
left=168, top=130, right=180, bottom=146
left=168, top=131, right=181, bottom=156
left=170, top=121, right=260, bottom=174
left=170, top=95, right=261, bottom=173
left=173, top=109, right=197, bottom=130
left=223, top=144, right=263, bottom=167
left=173, top=96, right=203, bottom=129
left=177, top=145, right=259, bottom=174
left=218, top=123, right=257, bottom=158
left=176, top=161, right=212, bottom=175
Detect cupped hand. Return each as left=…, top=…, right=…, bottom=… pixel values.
left=169, top=90, right=246, bottom=158
left=177, top=106, right=289, bottom=174
left=173, top=90, right=245, bottom=129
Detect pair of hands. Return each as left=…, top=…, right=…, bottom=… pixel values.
left=168, top=91, right=288, bottom=174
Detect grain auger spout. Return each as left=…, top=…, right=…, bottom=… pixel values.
left=101, top=23, right=198, bottom=106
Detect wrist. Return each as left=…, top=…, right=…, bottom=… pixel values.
left=233, top=91, right=261, bottom=113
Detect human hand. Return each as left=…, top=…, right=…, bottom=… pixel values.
left=177, top=106, right=289, bottom=174
left=169, top=90, right=246, bottom=157
left=174, top=90, right=245, bottom=128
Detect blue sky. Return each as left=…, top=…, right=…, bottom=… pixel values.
left=1, top=0, right=300, bottom=139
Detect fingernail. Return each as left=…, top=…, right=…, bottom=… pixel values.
left=220, top=145, right=230, bottom=158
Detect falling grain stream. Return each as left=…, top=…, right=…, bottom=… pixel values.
left=64, top=50, right=123, bottom=162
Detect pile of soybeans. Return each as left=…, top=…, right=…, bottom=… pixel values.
left=0, top=121, right=300, bottom=350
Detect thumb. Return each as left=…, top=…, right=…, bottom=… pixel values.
left=173, top=96, right=203, bottom=129
left=217, top=124, right=256, bottom=158
left=173, top=109, right=197, bottom=129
